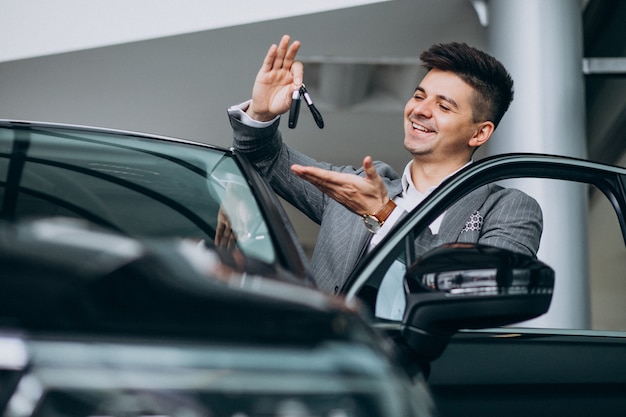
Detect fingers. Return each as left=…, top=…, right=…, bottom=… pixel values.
left=294, top=158, right=380, bottom=186
left=261, top=43, right=278, bottom=73
left=291, top=164, right=339, bottom=186
left=292, top=165, right=353, bottom=212
left=292, top=161, right=390, bottom=216
left=215, top=209, right=237, bottom=250
left=363, top=156, right=379, bottom=182
left=290, top=61, right=304, bottom=87
left=216, top=227, right=237, bottom=250
left=267, top=35, right=301, bottom=72
left=260, top=35, right=292, bottom=72
left=273, top=35, right=290, bottom=69
left=252, top=35, right=302, bottom=120
left=283, top=37, right=301, bottom=67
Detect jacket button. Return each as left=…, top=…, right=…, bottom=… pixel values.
left=334, top=286, right=339, bottom=294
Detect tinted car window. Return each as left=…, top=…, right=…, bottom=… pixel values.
left=0, top=124, right=275, bottom=264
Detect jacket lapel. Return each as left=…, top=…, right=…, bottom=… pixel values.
left=437, top=184, right=492, bottom=242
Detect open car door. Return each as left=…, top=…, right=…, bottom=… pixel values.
left=341, top=153, right=626, bottom=388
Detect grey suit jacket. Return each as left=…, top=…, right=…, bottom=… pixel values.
left=230, top=114, right=543, bottom=294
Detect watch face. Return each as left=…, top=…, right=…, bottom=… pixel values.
left=363, top=215, right=381, bottom=233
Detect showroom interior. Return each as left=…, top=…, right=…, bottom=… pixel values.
left=1, top=0, right=624, bottom=330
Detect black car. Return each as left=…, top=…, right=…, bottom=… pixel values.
left=0, top=120, right=624, bottom=417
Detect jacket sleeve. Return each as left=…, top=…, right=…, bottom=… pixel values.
left=476, top=187, right=543, bottom=256
left=229, top=112, right=401, bottom=224
left=440, top=184, right=543, bottom=257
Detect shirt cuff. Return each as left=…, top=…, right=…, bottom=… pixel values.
left=228, top=100, right=279, bottom=128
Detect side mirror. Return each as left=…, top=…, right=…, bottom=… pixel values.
left=400, top=243, right=554, bottom=364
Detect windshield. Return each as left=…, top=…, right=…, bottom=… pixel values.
left=0, top=124, right=276, bottom=265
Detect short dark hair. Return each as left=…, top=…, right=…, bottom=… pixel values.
left=420, top=42, right=514, bottom=128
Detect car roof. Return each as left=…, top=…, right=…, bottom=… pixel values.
left=0, top=119, right=229, bottom=151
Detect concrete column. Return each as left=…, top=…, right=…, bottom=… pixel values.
left=484, top=0, right=589, bottom=328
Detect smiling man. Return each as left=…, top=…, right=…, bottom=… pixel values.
left=228, top=35, right=542, bottom=295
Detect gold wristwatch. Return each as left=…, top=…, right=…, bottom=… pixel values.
left=362, top=199, right=397, bottom=233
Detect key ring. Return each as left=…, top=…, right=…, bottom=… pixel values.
left=288, top=84, right=324, bottom=129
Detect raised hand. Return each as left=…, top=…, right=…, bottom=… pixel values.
left=247, top=35, right=304, bottom=122
left=291, top=156, right=391, bottom=216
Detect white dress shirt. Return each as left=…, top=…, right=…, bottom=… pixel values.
left=374, top=161, right=471, bottom=320
left=368, top=161, right=447, bottom=249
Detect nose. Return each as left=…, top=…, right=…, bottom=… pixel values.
left=409, top=98, right=433, bottom=119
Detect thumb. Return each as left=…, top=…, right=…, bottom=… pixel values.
left=291, top=61, right=304, bottom=87
left=363, top=156, right=379, bottom=182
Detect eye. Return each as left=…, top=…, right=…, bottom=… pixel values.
left=439, top=104, right=451, bottom=111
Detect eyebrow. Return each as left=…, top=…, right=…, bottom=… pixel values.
left=414, top=86, right=460, bottom=111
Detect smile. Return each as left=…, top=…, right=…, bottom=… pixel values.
left=412, top=122, right=434, bottom=133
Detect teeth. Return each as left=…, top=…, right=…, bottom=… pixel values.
left=412, top=123, right=431, bottom=133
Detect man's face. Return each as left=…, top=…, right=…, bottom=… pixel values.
left=403, top=69, right=483, bottom=162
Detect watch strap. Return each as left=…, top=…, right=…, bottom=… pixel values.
left=372, top=198, right=396, bottom=224
left=362, top=198, right=397, bottom=233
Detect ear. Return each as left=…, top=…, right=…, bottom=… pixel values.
left=468, top=121, right=495, bottom=148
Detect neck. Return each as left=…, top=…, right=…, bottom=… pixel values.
left=410, top=156, right=470, bottom=193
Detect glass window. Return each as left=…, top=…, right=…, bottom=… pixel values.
left=0, top=126, right=276, bottom=265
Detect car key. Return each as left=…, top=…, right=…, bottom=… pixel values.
left=300, top=84, right=324, bottom=129
left=288, top=88, right=301, bottom=129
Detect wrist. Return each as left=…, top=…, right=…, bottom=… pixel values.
left=373, top=198, right=391, bottom=215
left=362, top=198, right=397, bottom=234
left=246, top=102, right=276, bottom=122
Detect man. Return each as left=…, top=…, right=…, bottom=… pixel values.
left=227, top=35, right=542, bottom=296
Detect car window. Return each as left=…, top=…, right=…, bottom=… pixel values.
left=209, top=156, right=273, bottom=261
left=588, top=184, right=626, bottom=330
left=0, top=125, right=276, bottom=265
left=345, top=155, right=626, bottom=333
